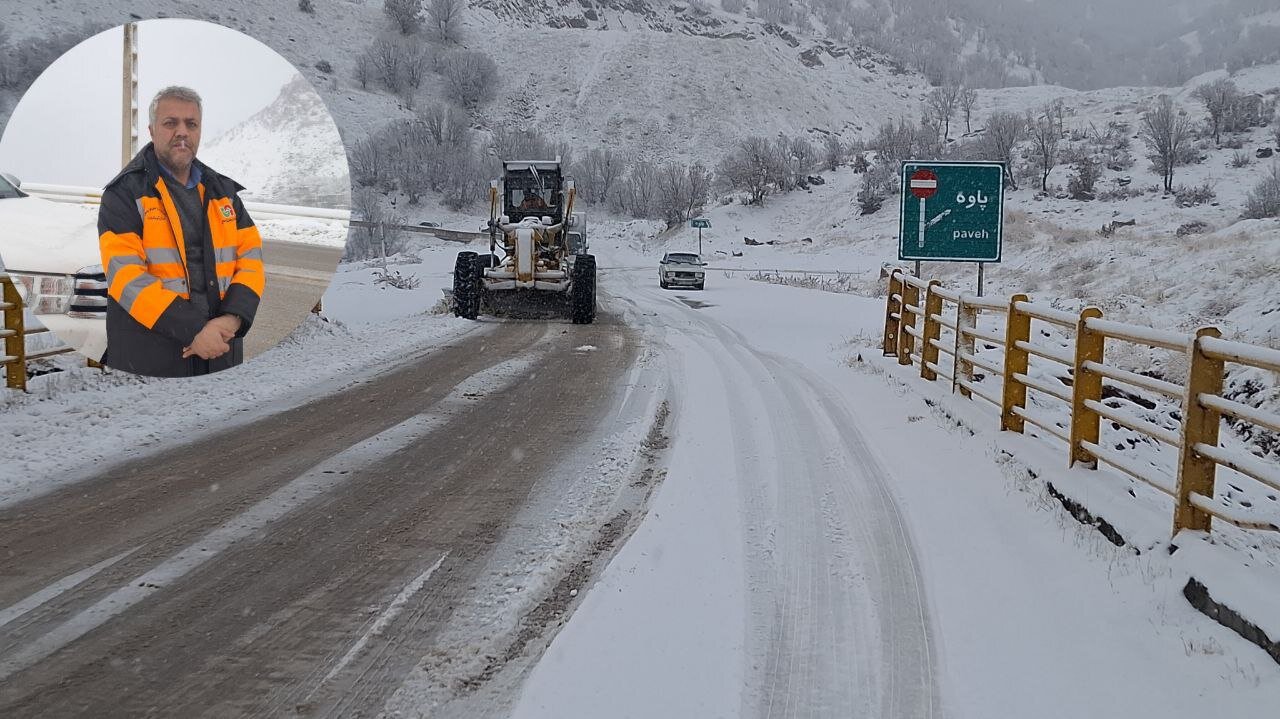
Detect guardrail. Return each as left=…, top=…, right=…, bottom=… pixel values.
left=1, top=274, right=25, bottom=391
left=884, top=268, right=1280, bottom=538
left=25, top=184, right=486, bottom=244
left=0, top=274, right=83, bottom=391
left=23, top=183, right=352, bottom=222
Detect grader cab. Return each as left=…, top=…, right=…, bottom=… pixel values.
left=452, top=157, right=595, bottom=323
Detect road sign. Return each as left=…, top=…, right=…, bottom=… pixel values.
left=899, top=161, right=1004, bottom=262
left=690, top=218, right=711, bottom=229
left=909, top=168, right=938, bottom=199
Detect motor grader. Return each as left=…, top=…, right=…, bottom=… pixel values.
left=452, top=157, right=595, bottom=323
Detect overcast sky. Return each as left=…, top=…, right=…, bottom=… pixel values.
left=0, top=19, right=298, bottom=188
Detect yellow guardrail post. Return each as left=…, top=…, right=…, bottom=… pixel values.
left=920, top=279, right=943, bottom=381
left=1, top=275, right=26, bottom=391
left=953, top=294, right=977, bottom=398
left=1173, top=326, right=1224, bottom=535
left=1000, top=293, right=1030, bottom=433
left=1070, top=307, right=1105, bottom=467
left=883, top=270, right=903, bottom=356
left=898, top=278, right=920, bottom=366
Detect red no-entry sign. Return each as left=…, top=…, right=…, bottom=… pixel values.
left=909, top=168, right=938, bottom=199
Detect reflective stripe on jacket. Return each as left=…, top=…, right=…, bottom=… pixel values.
left=98, top=143, right=263, bottom=377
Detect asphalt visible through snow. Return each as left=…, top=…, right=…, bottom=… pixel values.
left=248, top=239, right=345, bottom=359
left=0, top=309, right=637, bottom=718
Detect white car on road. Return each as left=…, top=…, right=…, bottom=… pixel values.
left=659, top=252, right=705, bottom=290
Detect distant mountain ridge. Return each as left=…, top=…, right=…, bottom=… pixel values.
left=201, top=74, right=350, bottom=208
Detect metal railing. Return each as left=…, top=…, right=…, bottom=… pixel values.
left=0, top=274, right=83, bottom=391
left=1, top=274, right=24, bottom=391
left=884, top=268, right=1280, bottom=538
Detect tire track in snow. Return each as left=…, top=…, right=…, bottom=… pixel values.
left=622, top=270, right=939, bottom=717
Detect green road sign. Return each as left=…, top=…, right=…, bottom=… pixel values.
left=691, top=218, right=711, bottom=229
left=899, top=161, right=1004, bottom=262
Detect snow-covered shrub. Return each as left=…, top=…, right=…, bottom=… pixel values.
left=1173, top=181, right=1216, bottom=207
left=1243, top=163, right=1280, bottom=219
left=1097, top=185, right=1145, bottom=201
left=1067, top=157, right=1099, bottom=200
left=857, top=173, right=884, bottom=215
left=373, top=268, right=420, bottom=289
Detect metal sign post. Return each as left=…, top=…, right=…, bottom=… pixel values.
left=691, top=217, right=711, bottom=254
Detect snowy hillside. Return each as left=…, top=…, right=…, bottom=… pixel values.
left=202, top=74, right=351, bottom=208
left=463, top=2, right=926, bottom=164
left=0, top=0, right=932, bottom=173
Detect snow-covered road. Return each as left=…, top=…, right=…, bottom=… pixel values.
left=507, top=264, right=1280, bottom=718
left=2, top=239, right=1278, bottom=718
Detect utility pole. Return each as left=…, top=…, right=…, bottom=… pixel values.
left=121, top=22, right=138, bottom=168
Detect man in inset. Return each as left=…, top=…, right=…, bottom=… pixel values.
left=99, top=86, right=264, bottom=377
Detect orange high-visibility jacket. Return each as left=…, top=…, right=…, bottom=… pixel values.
left=98, top=143, right=264, bottom=376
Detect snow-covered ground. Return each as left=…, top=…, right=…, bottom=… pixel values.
left=3, top=191, right=1279, bottom=714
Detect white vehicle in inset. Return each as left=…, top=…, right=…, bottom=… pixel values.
left=659, top=252, right=705, bottom=290
left=0, top=171, right=107, bottom=361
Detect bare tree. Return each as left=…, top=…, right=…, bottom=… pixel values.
left=440, top=50, right=497, bottom=107
left=979, top=111, right=1026, bottom=189
left=716, top=136, right=780, bottom=205
left=926, top=83, right=960, bottom=141
left=371, top=35, right=404, bottom=92
left=658, top=163, right=692, bottom=226
left=616, top=160, right=661, bottom=218
left=1027, top=107, right=1059, bottom=192
left=354, top=51, right=373, bottom=90
left=444, top=106, right=471, bottom=146
left=783, top=136, right=817, bottom=189
left=872, top=117, right=917, bottom=169
left=347, top=188, right=405, bottom=262
left=419, top=102, right=447, bottom=144
left=426, top=0, right=465, bottom=43
left=822, top=135, right=844, bottom=171
left=1139, top=94, right=1191, bottom=193
left=758, top=0, right=792, bottom=25
left=1193, top=78, right=1239, bottom=146
left=578, top=148, right=621, bottom=204
left=402, top=40, right=433, bottom=89
left=958, top=86, right=978, bottom=134
left=1243, top=162, right=1280, bottom=219
left=686, top=162, right=711, bottom=221
left=384, top=0, right=423, bottom=35
left=349, top=137, right=387, bottom=188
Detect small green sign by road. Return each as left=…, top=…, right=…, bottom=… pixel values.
left=691, top=218, right=711, bottom=229
left=899, top=161, right=1004, bottom=262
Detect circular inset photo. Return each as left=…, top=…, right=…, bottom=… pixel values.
left=0, top=18, right=350, bottom=378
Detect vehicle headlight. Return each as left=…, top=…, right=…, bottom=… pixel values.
left=8, top=265, right=107, bottom=318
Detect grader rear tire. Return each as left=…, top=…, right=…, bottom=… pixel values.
left=570, top=255, right=596, bottom=325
